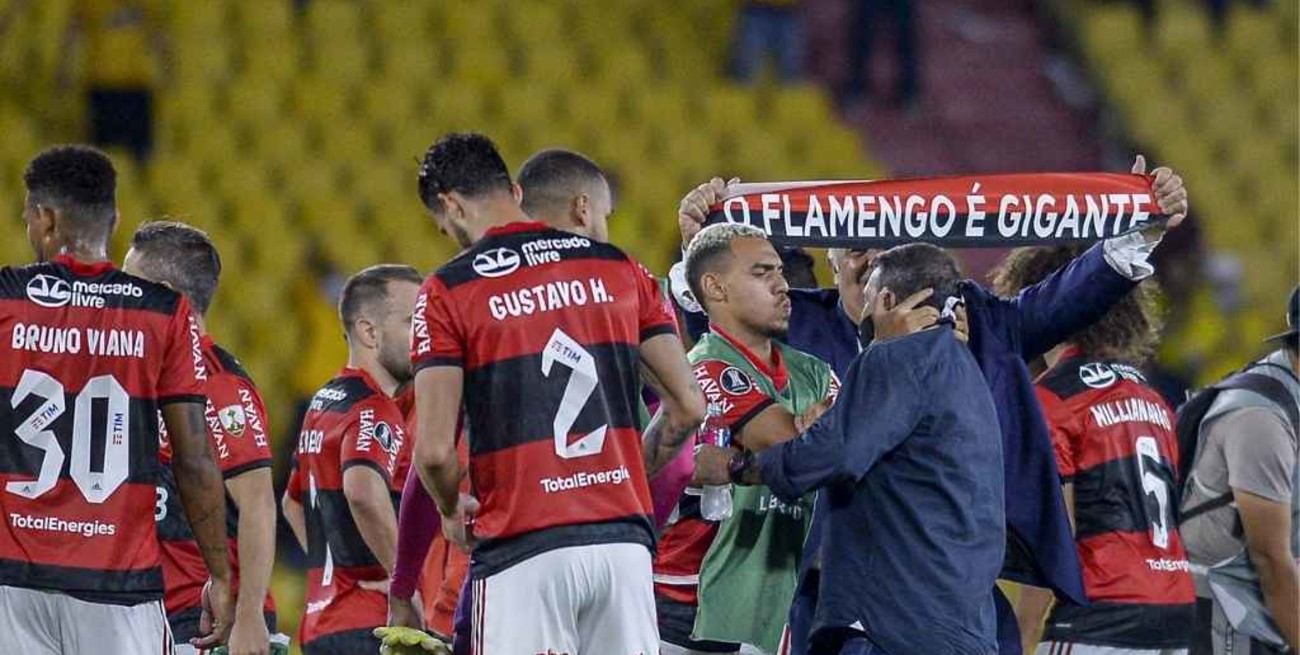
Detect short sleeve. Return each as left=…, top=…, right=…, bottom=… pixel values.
left=411, top=275, right=464, bottom=373
left=158, top=296, right=207, bottom=403
left=1220, top=407, right=1296, bottom=504
left=340, top=398, right=409, bottom=484
left=631, top=259, right=677, bottom=342
left=693, top=359, right=776, bottom=438
left=207, top=373, right=273, bottom=478
left=1034, top=386, right=1080, bottom=482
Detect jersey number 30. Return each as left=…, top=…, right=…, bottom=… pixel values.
left=541, top=329, right=607, bottom=459
left=7, top=369, right=131, bottom=503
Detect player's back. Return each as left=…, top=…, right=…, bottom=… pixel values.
left=0, top=255, right=204, bottom=604
left=412, top=221, right=678, bottom=578
left=293, top=367, right=409, bottom=646
left=1037, top=353, right=1196, bottom=645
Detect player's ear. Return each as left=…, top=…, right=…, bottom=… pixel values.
left=511, top=182, right=523, bottom=205
left=701, top=270, right=726, bottom=306
left=572, top=193, right=590, bottom=228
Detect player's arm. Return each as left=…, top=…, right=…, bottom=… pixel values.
left=413, top=366, right=465, bottom=523
left=281, top=491, right=307, bottom=553
left=343, top=465, right=399, bottom=575
left=225, top=469, right=275, bottom=630
left=639, top=333, right=707, bottom=477
left=163, top=400, right=233, bottom=646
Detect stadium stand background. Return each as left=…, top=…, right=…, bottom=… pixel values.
left=0, top=1, right=1294, bottom=650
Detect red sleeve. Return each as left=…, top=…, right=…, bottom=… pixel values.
left=340, top=398, right=408, bottom=483
left=694, top=359, right=776, bottom=438
left=207, top=373, right=273, bottom=478
left=411, top=276, right=465, bottom=372
left=631, top=258, right=677, bottom=342
left=1035, top=385, right=1080, bottom=482
left=285, top=457, right=303, bottom=502
left=158, top=297, right=207, bottom=403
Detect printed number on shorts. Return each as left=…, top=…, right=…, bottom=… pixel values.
left=7, top=369, right=131, bottom=503
left=541, top=328, right=607, bottom=459
left=1135, top=435, right=1173, bottom=550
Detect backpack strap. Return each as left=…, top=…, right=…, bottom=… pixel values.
left=1179, top=371, right=1298, bottom=523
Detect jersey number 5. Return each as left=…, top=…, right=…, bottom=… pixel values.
left=7, top=369, right=131, bottom=504
left=541, top=328, right=607, bottom=459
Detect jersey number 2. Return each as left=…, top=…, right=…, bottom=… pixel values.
left=541, top=329, right=607, bottom=459
left=7, top=369, right=131, bottom=503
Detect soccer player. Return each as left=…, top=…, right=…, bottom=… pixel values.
left=996, top=246, right=1196, bottom=655
left=697, top=243, right=1006, bottom=655
left=123, top=221, right=280, bottom=655
left=410, top=133, right=705, bottom=654
left=282, top=264, right=421, bottom=655
left=0, top=145, right=233, bottom=651
left=656, top=223, right=839, bottom=655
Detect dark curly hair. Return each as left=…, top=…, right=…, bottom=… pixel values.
left=23, top=145, right=117, bottom=237
left=992, top=245, right=1163, bottom=364
left=417, top=133, right=512, bottom=211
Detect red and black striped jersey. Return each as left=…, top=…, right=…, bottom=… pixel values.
left=156, top=335, right=275, bottom=640
left=411, top=222, right=676, bottom=578
left=288, top=367, right=410, bottom=645
left=0, top=255, right=206, bottom=605
left=1036, top=351, right=1195, bottom=648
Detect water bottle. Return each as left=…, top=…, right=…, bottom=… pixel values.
left=699, top=403, right=733, bottom=521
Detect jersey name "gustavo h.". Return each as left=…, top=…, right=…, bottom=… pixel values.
left=487, top=277, right=614, bottom=321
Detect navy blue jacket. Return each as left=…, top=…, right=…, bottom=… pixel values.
left=761, top=326, right=1005, bottom=654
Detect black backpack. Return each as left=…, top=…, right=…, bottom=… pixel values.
left=1175, top=362, right=1299, bottom=525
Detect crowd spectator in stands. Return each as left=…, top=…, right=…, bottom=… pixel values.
left=839, top=0, right=920, bottom=110
left=733, top=0, right=805, bottom=83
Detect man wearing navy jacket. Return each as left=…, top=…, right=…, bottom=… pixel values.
left=669, top=156, right=1190, bottom=655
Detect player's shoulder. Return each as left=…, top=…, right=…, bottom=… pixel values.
left=207, top=341, right=255, bottom=383
left=308, top=372, right=380, bottom=416
left=1040, top=356, right=1152, bottom=401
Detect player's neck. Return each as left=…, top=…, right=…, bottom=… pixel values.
left=348, top=352, right=400, bottom=397
left=468, top=199, right=532, bottom=241
left=51, top=242, right=110, bottom=265
left=715, top=317, right=774, bottom=365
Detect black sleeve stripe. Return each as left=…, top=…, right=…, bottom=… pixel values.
left=412, top=356, right=465, bottom=376
left=221, top=459, right=273, bottom=480
left=640, top=323, right=678, bottom=342
left=341, top=459, right=393, bottom=486
left=731, top=397, right=778, bottom=438
left=159, top=394, right=207, bottom=406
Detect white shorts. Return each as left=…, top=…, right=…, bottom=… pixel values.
left=471, top=542, right=658, bottom=655
left=0, top=584, right=173, bottom=655
left=1035, top=643, right=1188, bottom=655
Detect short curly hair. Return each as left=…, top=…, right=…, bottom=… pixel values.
left=992, top=245, right=1163, bottom=364
left=417, top=133, right=512, bottom=211
left=23, top=145, right=117, bottom=238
